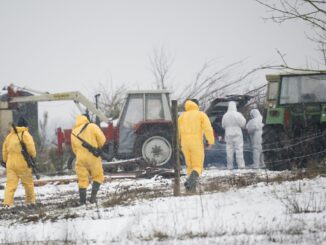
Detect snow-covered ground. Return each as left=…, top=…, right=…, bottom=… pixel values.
left=0, top=169, right=326, bottom=244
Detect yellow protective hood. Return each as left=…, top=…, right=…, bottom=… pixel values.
left=74, top=115, right=90, bottom=128
left=185, top=100, right=199, bottom=111
left=10, top=126, right=28, bottom=134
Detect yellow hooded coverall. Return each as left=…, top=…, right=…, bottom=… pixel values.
left=2, top=127, right=36, bottom=206
left=178, top=100, right=215, bottom=176
left=71, top=115, right=106, bottom=189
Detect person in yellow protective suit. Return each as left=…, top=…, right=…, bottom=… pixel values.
left=178, top=99, right=215, bottom=192
left=2, top=117, right=36, bottom=207
left=71, top=114, right=106, bottom=205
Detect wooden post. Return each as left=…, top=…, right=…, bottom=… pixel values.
left=171, top=100, right=181, bottom=196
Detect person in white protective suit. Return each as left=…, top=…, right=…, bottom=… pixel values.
left=246, top=109, right=265, bottom=168
left=222, top=101, right=246, bottom=169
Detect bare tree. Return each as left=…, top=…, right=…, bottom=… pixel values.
left=177, top=60, right=270, bottom=109
left=94, top=81, right=126, bottom=120
left=149, top=47, right=174, bottom=89
left=176, top=59, right=324, bottom=111
left=255, top=0, right=326, bottom=65
left=243, top=84, right=268, bottom=117
left=178, top=0, right=326, bottom=111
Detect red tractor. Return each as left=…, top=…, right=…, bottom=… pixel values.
left=57, top=90, right=174, bottom=169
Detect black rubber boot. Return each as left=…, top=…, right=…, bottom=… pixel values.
left=79, top=188, right=87, bottom=205
left=186, top=171, right=199, bottom=193
left=184, top=179, right=189, bottom=189
left=90, top=182, right=101, bottom=204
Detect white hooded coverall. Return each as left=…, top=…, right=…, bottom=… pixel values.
left=222, top=101, right=246, bottom=169
left=246, top=109, right=264, bottom=168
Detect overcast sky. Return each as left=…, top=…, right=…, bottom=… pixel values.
left=0, top=0, right=321, bottom=135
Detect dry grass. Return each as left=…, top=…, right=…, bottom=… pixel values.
left=102, top=186, right=171, bottom=208
left=179, top=232, right=209, bottom=239
left=152, top=230, right=169, bottom=241
left=7, top=239, right=79, bottom=245
left=202, top=160, right=326, bottom=194
left=278, top=190, right=326, bottom=214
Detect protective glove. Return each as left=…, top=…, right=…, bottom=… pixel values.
left=0, top=160, right=6, bottom=168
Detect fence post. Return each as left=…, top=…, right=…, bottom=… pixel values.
left=172, top=100, right=181, bottom=196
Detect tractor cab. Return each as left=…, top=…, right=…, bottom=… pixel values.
left=115, top=90, right=173, bottom=166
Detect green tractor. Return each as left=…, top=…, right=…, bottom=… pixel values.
left=263, top=73, right=326, bottom=170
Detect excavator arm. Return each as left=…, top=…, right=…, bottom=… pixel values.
left=8, top=91, right=109, bottom=123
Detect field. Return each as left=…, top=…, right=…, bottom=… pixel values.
left=0, top=168, right=326, bottom=244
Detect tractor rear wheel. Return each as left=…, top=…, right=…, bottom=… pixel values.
left=134, top=129, right=173, bottom=168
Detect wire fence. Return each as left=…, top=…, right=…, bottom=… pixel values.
left=206, top=131, right=326, bottom=169
left=207, top=129, right=325, bottom=165
left=262, top=130, right=326, bottom=149
left=261, top=130, right=326, bottom=168
left=263, top=149, right=326, bottom=167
